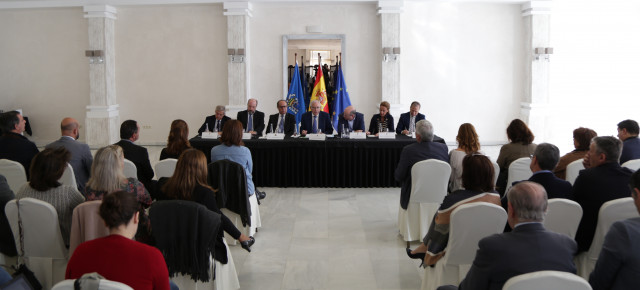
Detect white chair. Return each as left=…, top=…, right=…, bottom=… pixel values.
left=622, top=159, right=640, bottom=172
left=565, top=159, right=585, bottom=185
left=576, top=197, right=639, bottom=278
left=503, top=271, right=592, bottom=290
left=53, top=279, right=134, bottom=290
left=0, top=159, right=27, bottom=193
left=398, top=159, right=451, bottom=245
left=170, top=239, right=240, bottom=290
left=491, top=160, right=500, bottom=187
left=5, top=198, right=69, bottom=289
left=68, top=200, right=109, bottom=257
left=123, top=159, right=137, bottom=179
left=58, top=163, right=77, bottom=188
left=155, top=158, right=178, bottom=179
left=505, top=157, right=533, bottom=194
left=421, top=202, right=507, bottom=290
left=222, top=193, right=261, bottom=243
left=544, top=199, right=583, bottom=239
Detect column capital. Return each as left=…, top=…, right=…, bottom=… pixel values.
left=224, top=2, right=253, bottom=17
left=521, top=0, right=552, bottom=17
left=378, top=0, right=404, bottom=15
left=84, top=5, right=117, bottom=20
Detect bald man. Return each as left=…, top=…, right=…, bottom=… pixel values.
left=237, top=98, right=265, bottom=137
left=45, top=117, right=93, bottom=193
left=337, top=106, right=365, bottom=136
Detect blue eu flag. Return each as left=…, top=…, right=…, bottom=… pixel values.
left=332, top=63, right=351, bottom=130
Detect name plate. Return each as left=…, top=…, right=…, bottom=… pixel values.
left=350, top=132, right=366, bottom=139
left=266, top=133, right=285, bottom=140
left=242, top=132, right=252, bottom=140
left=308, top=133, right=326, bottom=141
left=201, top=132, right=218, bottom=139
left=379, top=132, right=396, bottom=139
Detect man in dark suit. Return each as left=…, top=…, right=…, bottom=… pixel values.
left=439, top=182, right=577, bottom=290
left=573, top=136, right=633, bottom=252
left=337, top=106, right=365, bottom=136
left=237, top=98, right=265, bottom=137
left=45, top=117, right=93, bottom=193
left=198, top=105, right=231, bottom=134
left=0, top=111, right=39, bottom=179
left=396, top=101, right=425, bottom=135
left=617, top=119, right=640, bottom=164
left=114, top=120, right=154, bottom=190
left=300, top=100, right=333, bottom=135
left=395, top=120, right=449, bottom=209
left=589, top=169, right=640, bottom=290
left=528, top=143, right=573, bottom=200
left=266, top=100, right=295, bottom=136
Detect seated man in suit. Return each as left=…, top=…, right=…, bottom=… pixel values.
left=527, top=143, right=572, bottom=200
left=337, top=106, right=365, bottom=136
left=589, top=169, right=640, bottom=290
left=439, top=182, right=577, bottom=290
left=300, top=100, right=333, bottom=135
left=45, top=117, right=93, bottom=193
left=617, top=119, right=640, bottom=164
left=114, top=120, right=155, bottom=191
left=266, top=100, right=295, bottom=136
left=396, top=101, right=425, bottom=135
left=574, top=136, right=633, bottom=252
left=0, top=111, right=39, bottom=179
left=237, top=98, right=265, bottom=137
left=198, top=105, right=230, bottom=134
left=394, top=120, right=449, bottom=210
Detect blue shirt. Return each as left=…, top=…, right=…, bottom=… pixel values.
left=211, top=144, right=254, bottom=196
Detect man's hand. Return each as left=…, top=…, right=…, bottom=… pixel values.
left=301, top=130, right=307, bottom=136
left=402, top=129, right=409, bottom=135
left=582, top=152, right=591, bottom=169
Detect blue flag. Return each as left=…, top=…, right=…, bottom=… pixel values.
left=332, top=62, right=351, bottom=130
left=286, top=62, right=306, bottom=131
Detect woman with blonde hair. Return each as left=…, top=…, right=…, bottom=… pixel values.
left=367, top=101, right=395, bottom=135
left=448, top=123, right=482, bottom=192
left=160, top=119, right=191, bottom=160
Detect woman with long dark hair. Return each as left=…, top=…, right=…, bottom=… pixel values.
left=160, top=119, right=191, bottom=160
left=496, top=119, right=537, bottom=195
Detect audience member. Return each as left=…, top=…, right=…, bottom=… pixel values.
left=237, top=98, right=265, bottom=137
left=337, top=106, right=365, bottom=136
left=45, top=117, right=93, bottom=193
left=448, top=123, right=482, bottom=192
left=407, top=154, right=500, bottom=267
left=526, top=143, right=572, bottom=199
left=159, top=119, right=191, bottom=160
left=367, top=101, right=394, bottom=135
left=266, top=100, right=295, bottom=136
left=16, top=147, right=85, bottom=247
left=198, top=105, right=230, bottom=134
left=300, top=100, right=333, bottom=135
left=0, top=111, right=39, bottom=179
left=496, top=119, right=537, bottom=195
left=589, top=169, right=640, bottom=290
left=439, top=182, right=577, bottom=290
left=0, top=175, right=16, bottom=257
left=65, top=190, right=171, bottom=290
left=396, top=101, right=425, bottom=135
left=114, top=120, right=155, bottom=190
left=574, top=136, right=633, bottom=252
left=554, top=127, right=597, bottom=180
left=0, top=267, right=11, bottom=286
left=395, top=120, right=449, bottom=210
left=617, top=119, right=640, bottom=164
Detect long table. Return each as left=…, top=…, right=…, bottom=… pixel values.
left=190, top=135, right=416, bottom=188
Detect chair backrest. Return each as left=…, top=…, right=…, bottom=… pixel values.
left=622, top=159, right=640, bottom=172
left=69, top=200, right=110, bottom=257
left=587, top=197, right=639, bottom=260
left=544, top=199, right=583, bottom=239
left=491, top=160, right=500, bottom=186
left=503, top=271, right=592, bottom=290
left=59, top=163, right=77, bottom=188
left=52, top=279, right=134, bottom=290
left=444, top=202, right=507, bottom=265
left=123, top=159, right=137, bottom=179
left=155, top=158, right=177, bottom=179
left=4, top=198, right=68, bottom=259
left=506, top=157, right=533, bottom=193
left=565, top=159, right=584, bottom=185
left=0, top=159, right=27, bottom=193
left=409, top=159, right=451, bottom=203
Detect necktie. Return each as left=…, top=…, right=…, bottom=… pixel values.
left=312, top=116, right=318, bottom=133
left=409, top=116, right=415, bottom=132
left=248, top=112, right=253, bottom=132
left=279, top=115, right=284, bottom=133
left=216, top=120, right=220, bottom=131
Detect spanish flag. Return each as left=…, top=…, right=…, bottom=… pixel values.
left=310, top=65, right=329, bottom=112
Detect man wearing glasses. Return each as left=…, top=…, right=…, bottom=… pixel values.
left=266, top=100, right=295, bottom=136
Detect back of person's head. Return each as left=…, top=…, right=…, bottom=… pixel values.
left=162, top=148, right=211, bottom=200
left=630, top=169, right=640, bottom=194
left=29, top=147, right=71, bottom=191
left=99, top=190, right=139, bottom=229
left=379, top=101, right=390, bottom=112
left=461, top=154, right=494, bottom=192
left=507, top=181, right=548, bottom=222
left=506, top=119, right=535, bottom=145
left=456, top=123, right=480, bottom=154
left=415, top=120, right=434, bottom=142
left=0, top=111, right=20, bottom=134
left=533, top=143, right=560, bottom=171
left=592, top=136, right=623, bottom=163
left=120, top=120, right=138, bottom=139
left=617, top=119, right=639, bottom=136
left=220, top=119, right=244, bottom=146
left=87, top=145, right=125, bottom=192
left=573, top=127, right=598, bottom=150
left=166, top=119, right=191, bottom=155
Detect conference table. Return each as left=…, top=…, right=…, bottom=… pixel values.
left=190, top=135, right=416, bottom=188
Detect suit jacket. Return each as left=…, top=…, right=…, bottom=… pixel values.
left=528, top=171, right=573, bottom=200
left=395, top=141, right=449, bottom=209
left=589, top=217, right=640, bottom=290
left=300, top=111, right=333, bottom=134
left=197, top=115, right=231, bottom=134
left=0, top=175, right=16, bottom=256
left=620, top=137, right=640, bottom=164
left=266, top=113, right=295, bottom=136
left=114, top=140, right=154, bottom=186
left=337, top=112, right=366, bottom=136
left=573, top=162, right=633, bottom=252
left=458, top=223, right=577, bottom=290
left=0, top=132, right=39, bottom=179
left=237, top=110, right=265, bottom=137
left=46, top=136, right=93, bottom=193
left=395, top=112, right=425, bottom=134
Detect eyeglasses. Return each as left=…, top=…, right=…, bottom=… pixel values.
left=278, top=106, right=287, bottom=108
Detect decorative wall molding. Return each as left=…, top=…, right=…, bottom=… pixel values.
left=521, top=0, right=552, bottom=16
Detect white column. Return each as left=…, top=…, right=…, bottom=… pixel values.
left=379, top=1, right=403, bottom=112
left=521, top=0, right=552, bottom=141
left=224, top=2, right=252, bottom=116
left=84, top=5, right=119, bottom=147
